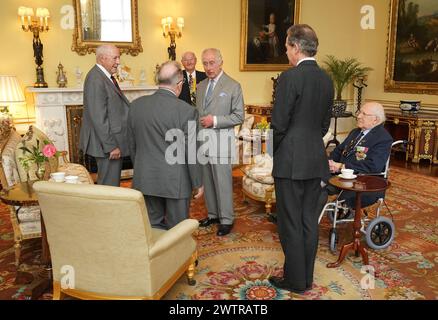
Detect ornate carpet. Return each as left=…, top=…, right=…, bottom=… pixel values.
left=1, top=167, right=437, bottom=300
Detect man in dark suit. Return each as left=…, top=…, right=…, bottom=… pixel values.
left=269, top=24, right=334, bottom=293
left=196, top=48, right=244, bottom=236
left=179, top=51, right=207, bottom=106
left=128, top=61, right=204, bottom=230
left=79, top=44, right=130, bottom=186
left=328, top=102, right=393, bottom=208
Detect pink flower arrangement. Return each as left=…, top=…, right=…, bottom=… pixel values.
left=43, top=144, right=57, bottom=158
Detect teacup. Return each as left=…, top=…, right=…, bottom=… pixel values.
left=50, top=172, right=65, bottom=182
left=341, top=168, right=354, bottom=178
left=65, top=175, right=79, bottom=184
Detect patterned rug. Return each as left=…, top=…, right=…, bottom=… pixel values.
left=1, top=167, right=438, bottom=299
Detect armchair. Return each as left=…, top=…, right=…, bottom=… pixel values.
left=0, top=118, right=92, bottom=266
left=33, top=181, right=199, bottom=300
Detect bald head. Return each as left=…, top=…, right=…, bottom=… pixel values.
left=95, top=44, right=120, bottom=74
left=181, top=51, right=197, bottom=73
left=357, top=102, right=386, bottom=130
left=156, top=61, right=184, bottom=95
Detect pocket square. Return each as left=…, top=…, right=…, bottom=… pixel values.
left=219, top=92, right=228, bottom=97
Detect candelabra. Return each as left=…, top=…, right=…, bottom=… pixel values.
left=18, top=6, right=50, bottom=88
left=161, top=17, right=184, bottom=61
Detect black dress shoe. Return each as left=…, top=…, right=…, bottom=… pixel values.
left=199, top=217, right=220, bottom=228
left=216, top=224, right=233, bottom=236
left=268, top=276, right=307, bottom=294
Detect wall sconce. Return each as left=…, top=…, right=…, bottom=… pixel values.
left=0, top=75, right=25, bottom=118
left=161, top=16, right=184, bottom=61
left=18, top=6, right=50, bottom=88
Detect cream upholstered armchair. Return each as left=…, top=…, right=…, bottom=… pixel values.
left=0, top=118, right=93, bottom=266
left=33, top=181, right=199, bottom=300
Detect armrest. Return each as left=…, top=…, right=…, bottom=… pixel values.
left=60, top=151, right=69, bottom=164
left=149, top=219, right=199, bottom=258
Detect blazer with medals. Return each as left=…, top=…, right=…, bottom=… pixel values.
left=196, top=72, right=244, bottom=159
left=79, top=65, right=131, bottom=158
left=272, top=60, right=333, bottom=180
left=330, top=124, right=393, bottom=174
left=179, top=70, right=207, bottom=105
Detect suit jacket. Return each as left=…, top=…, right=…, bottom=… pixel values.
left=330, top=124, right=393, bottom=174
left=179, top=70, right=207, bottom=105
left=128, top=88, right=202, bottom=199
left=79, top=65, right=131, bottom=158
left=272, top=60, right=334, bottom=180
left=196, top=72, right=244, bottom=159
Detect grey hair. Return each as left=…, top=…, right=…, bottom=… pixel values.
left=286, top=24, right=319, bottom=57
left=371, top=103, right=386, bottom=124
left=95, top=44, right=117, bottom=61
left=155, top=61, right=183, bottom=85
left=202, top=48, right=223, bottom=64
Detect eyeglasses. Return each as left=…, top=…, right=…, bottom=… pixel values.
left=355, top=110, right=377, bottom=118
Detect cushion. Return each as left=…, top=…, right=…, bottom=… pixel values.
left=1, top=129, right=22, bottom=187
left=243, top=175, right=276, bottom=200
left=15, top=126, right=59, bottom=181
left=0, top=113, right=13, bottom=151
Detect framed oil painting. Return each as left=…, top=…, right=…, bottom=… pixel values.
left=240, top=0, right=301, bottom=71
left=385, top=0, right=438, bottom=94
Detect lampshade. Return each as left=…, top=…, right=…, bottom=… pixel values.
left=0, top=75, right=25, bottom=104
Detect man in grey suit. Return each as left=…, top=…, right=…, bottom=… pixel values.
left=79, top=44, right=130, bottom=186
left=196, top=48, right=244, bottom=236
left=128, top=61, right=204, bottom=230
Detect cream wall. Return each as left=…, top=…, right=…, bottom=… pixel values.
left=0, top=0, right=437, bottom=126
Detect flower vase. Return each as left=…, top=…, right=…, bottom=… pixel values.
left=35, top=161, right=50, bottom=180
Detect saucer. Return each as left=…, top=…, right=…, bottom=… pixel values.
left=338, top=174, right=357, bottom=180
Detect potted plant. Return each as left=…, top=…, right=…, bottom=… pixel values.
left=322, top=55, right=372, bottom=116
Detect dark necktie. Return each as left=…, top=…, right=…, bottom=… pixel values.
left=343, top=131, right=364, bottom=157
left=110, top=75, right=122, bottom=92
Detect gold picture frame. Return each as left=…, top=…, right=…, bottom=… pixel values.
left=72, top=0, right=143, bottom=56
left=384, top=0, right=438, bottom=94
left=240, top=0, right=301, bottom=71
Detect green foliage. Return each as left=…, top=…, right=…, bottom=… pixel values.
left=322, top=55, right=373, bottom=100
left=18, top=139, right=59, bottom=171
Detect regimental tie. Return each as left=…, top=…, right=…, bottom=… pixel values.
left=189, top=74, right=196, bottom=105
left=342, top=131, right=364, bottom=157
left=110, top=75, right=122, bottom=93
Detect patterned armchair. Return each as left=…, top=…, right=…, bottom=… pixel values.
left=241, top=130, right=334, bottom=215
left=0, top=116, right=93, bottom=266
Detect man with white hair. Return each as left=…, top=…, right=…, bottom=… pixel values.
left=179, top=51, right=206, bottom=106
left=327, top=101, right=393, bottom=208
left=128, top=61, right=204, bottom=230
left=79, top=44, right=131, bottom=186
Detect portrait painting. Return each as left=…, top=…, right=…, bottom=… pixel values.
left=240, top=0, right=301, bottom=71
left=385, top=0, right=438, bottom=94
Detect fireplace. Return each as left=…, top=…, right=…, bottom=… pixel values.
left=27, top=86, right=157, bottom=173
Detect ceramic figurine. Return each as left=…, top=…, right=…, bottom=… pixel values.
left=56, top=62, right=67, bottom=88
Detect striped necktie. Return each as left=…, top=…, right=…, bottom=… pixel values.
left=204, top=79, right=214, bottom=106
left=110, top=75, right=122, bottom=93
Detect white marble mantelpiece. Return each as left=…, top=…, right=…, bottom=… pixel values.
left=27, top=85, right=157, bottom=161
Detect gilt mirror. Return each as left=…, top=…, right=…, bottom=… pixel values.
left=72, top=0, right=143, bottom=56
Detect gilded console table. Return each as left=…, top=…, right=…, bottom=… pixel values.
left=385, top=110, right=438, bottom=164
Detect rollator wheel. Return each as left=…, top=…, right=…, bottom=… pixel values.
left=365, top=217, right=395, bottom=250
left=329, top=228, right=338, bottom=253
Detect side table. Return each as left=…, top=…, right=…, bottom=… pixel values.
left=326, top=111, right=353, bottom=148
left=0, top=181, right=51, bottom=299
left=326, top=175, right=390, bottom=268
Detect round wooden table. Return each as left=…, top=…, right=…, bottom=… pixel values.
left=326, top=175, right=390, bottom=268
left=0, top=181, right=51, bottom=299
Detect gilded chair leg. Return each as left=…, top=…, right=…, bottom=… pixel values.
left=186, top=252, right=197, bottom=286
left=14, top=241, right=21, bottom=267
left=52, top=281, right=65, bottom=300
